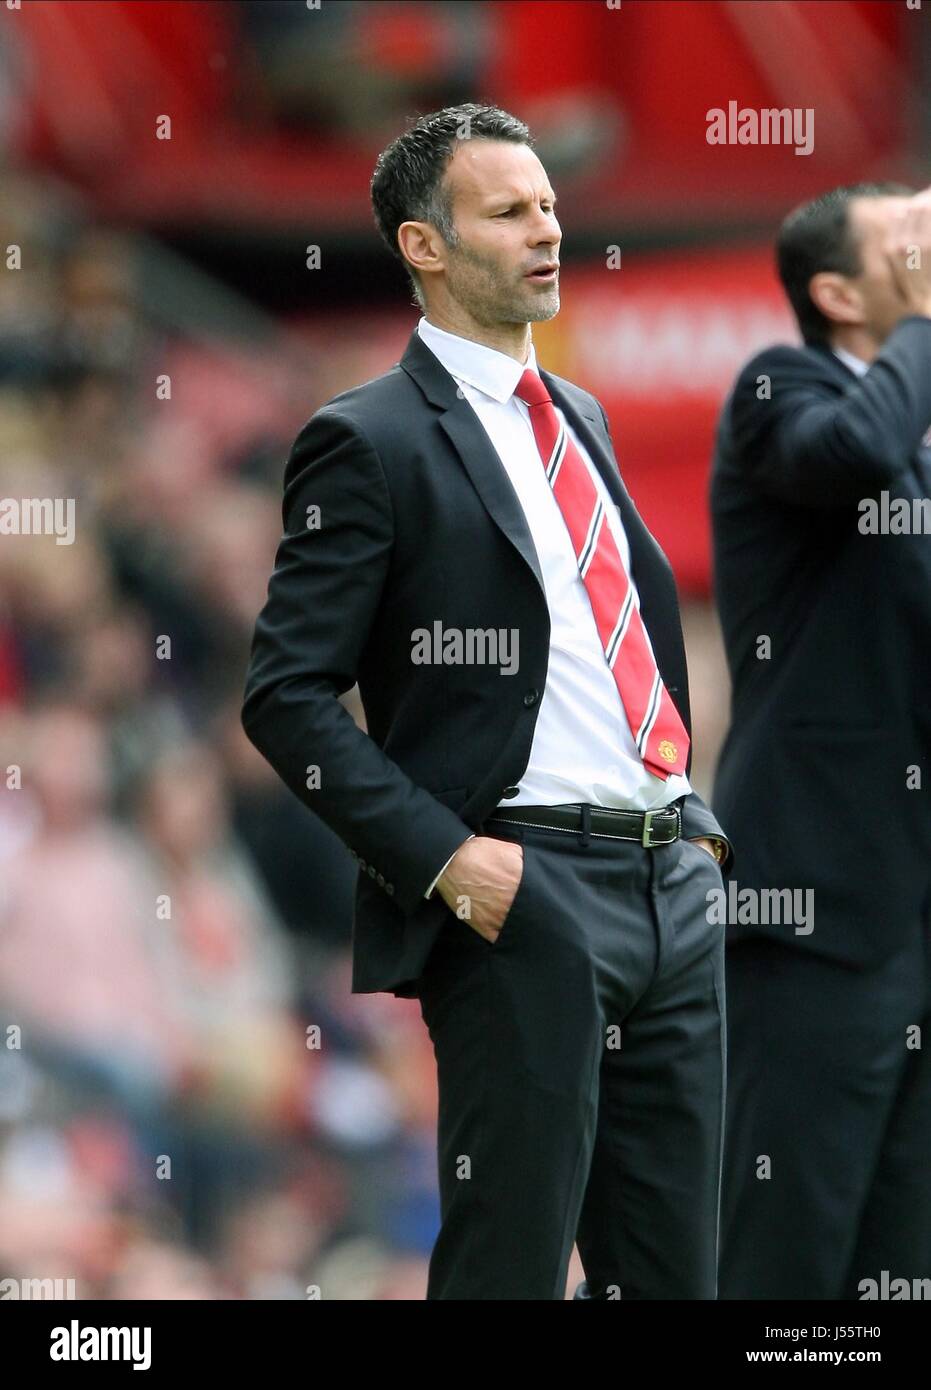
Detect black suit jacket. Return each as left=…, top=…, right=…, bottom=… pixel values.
left=242, top=326, right=728, bottom=995
left=710, top=315, right=931, bottom=968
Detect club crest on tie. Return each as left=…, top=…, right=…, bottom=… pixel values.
left=658, top=740, right=679, bottom=763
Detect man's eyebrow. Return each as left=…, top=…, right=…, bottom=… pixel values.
left=485, top=190, right=558, bottom=207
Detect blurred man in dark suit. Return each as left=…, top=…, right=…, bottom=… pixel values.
left=711, top=182, right=931, bottom=1299
left=242, top=103, right=732, bottom=1299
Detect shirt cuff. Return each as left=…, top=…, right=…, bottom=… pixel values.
left=424, top=834, right=476, bottom=899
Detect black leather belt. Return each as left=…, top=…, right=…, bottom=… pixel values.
left=485, top=801, right=683, bottom=848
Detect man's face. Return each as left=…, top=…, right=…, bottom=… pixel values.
left=435, top=139, right=561, bottom=327
left=844, top=195, right=915, bottom=344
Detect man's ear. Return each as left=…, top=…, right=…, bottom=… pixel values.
left=808, top=271, right=863, bottom=329
left=397, top=220, right=446, bottom=280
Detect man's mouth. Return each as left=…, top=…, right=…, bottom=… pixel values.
left=525, top=264, right=559, bottom=282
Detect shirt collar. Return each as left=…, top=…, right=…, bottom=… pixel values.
left=832, top=344, right=869, bottom=378
left=417, top=316, right=538, bottom=403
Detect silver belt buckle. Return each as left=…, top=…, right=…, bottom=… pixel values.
left=642, top=805, right=679, bottom=848
left=641, top=809, right=659, bottom=847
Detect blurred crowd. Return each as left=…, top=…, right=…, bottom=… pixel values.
left=0, top=164, right=446, bottom=1300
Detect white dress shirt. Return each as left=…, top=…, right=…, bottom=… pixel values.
left=419, top=317, right=691, bottom=896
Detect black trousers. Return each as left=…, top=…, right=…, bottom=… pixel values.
left=416, top=822, right=727, bottom=1300
left=719, top=929, right=931, bottom=1300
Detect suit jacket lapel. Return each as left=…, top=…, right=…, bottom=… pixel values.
left=400, top=328, right=690, bottom=722
left=400, top=329, right=546, bottom=597
left=401, top=327, right=652, bottom=601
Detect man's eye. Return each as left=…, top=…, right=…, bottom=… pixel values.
left=495, top=209, right=517, bottom=217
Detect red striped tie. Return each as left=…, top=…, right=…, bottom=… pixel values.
left=515, top=368, right=689, bottom=780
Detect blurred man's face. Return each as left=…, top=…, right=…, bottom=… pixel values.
left=434, top=139, right=561, bottom=327
left=843, top=195, right=915, bottom=344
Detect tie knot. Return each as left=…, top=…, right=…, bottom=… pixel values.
left=514, top=367, right=551, bottom=409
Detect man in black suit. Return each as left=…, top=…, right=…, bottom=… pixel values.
left=711, top=182, right=931, bottom=1299
left=242, top=103, right=731, bottom=1300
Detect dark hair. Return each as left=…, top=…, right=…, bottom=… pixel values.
left=776, top=181, right=915, bottom=345
left=370, top=103, right=532, bottom=308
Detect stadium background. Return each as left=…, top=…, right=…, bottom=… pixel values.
left=0, top=0, right=927, bottom=1299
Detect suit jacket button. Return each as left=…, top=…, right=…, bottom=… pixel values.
left=501, top=786, right=520, bottom=798
left=376, top=873, right=385, bottom=886
left=523, top=689, right=539, bottom=707
left=368, top=865, right=376, bottom=877
left=386, top=883, right=395, bottom=895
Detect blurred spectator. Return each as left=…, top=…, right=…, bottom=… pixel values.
left=235, top=0, right=490, bottom=143
left=130, top=738, right=302, bottom=1132
left=0, top=703, right=186, bottom=1101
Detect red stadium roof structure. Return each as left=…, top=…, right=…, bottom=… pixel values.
left=5, top=0, right=921, bottom=234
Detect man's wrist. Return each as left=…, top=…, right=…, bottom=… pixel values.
left=690, top=835, right=728, bottom=866
left=424, top=833, right=475, bottom=899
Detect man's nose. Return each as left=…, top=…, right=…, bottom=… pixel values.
left=530, top=212, right=560, bottom=246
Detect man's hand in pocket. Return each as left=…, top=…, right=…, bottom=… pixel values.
left=436, top=836, right=524, bottom=943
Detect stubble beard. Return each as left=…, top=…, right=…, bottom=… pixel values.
left=447, top=243, right=560, bottom=328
